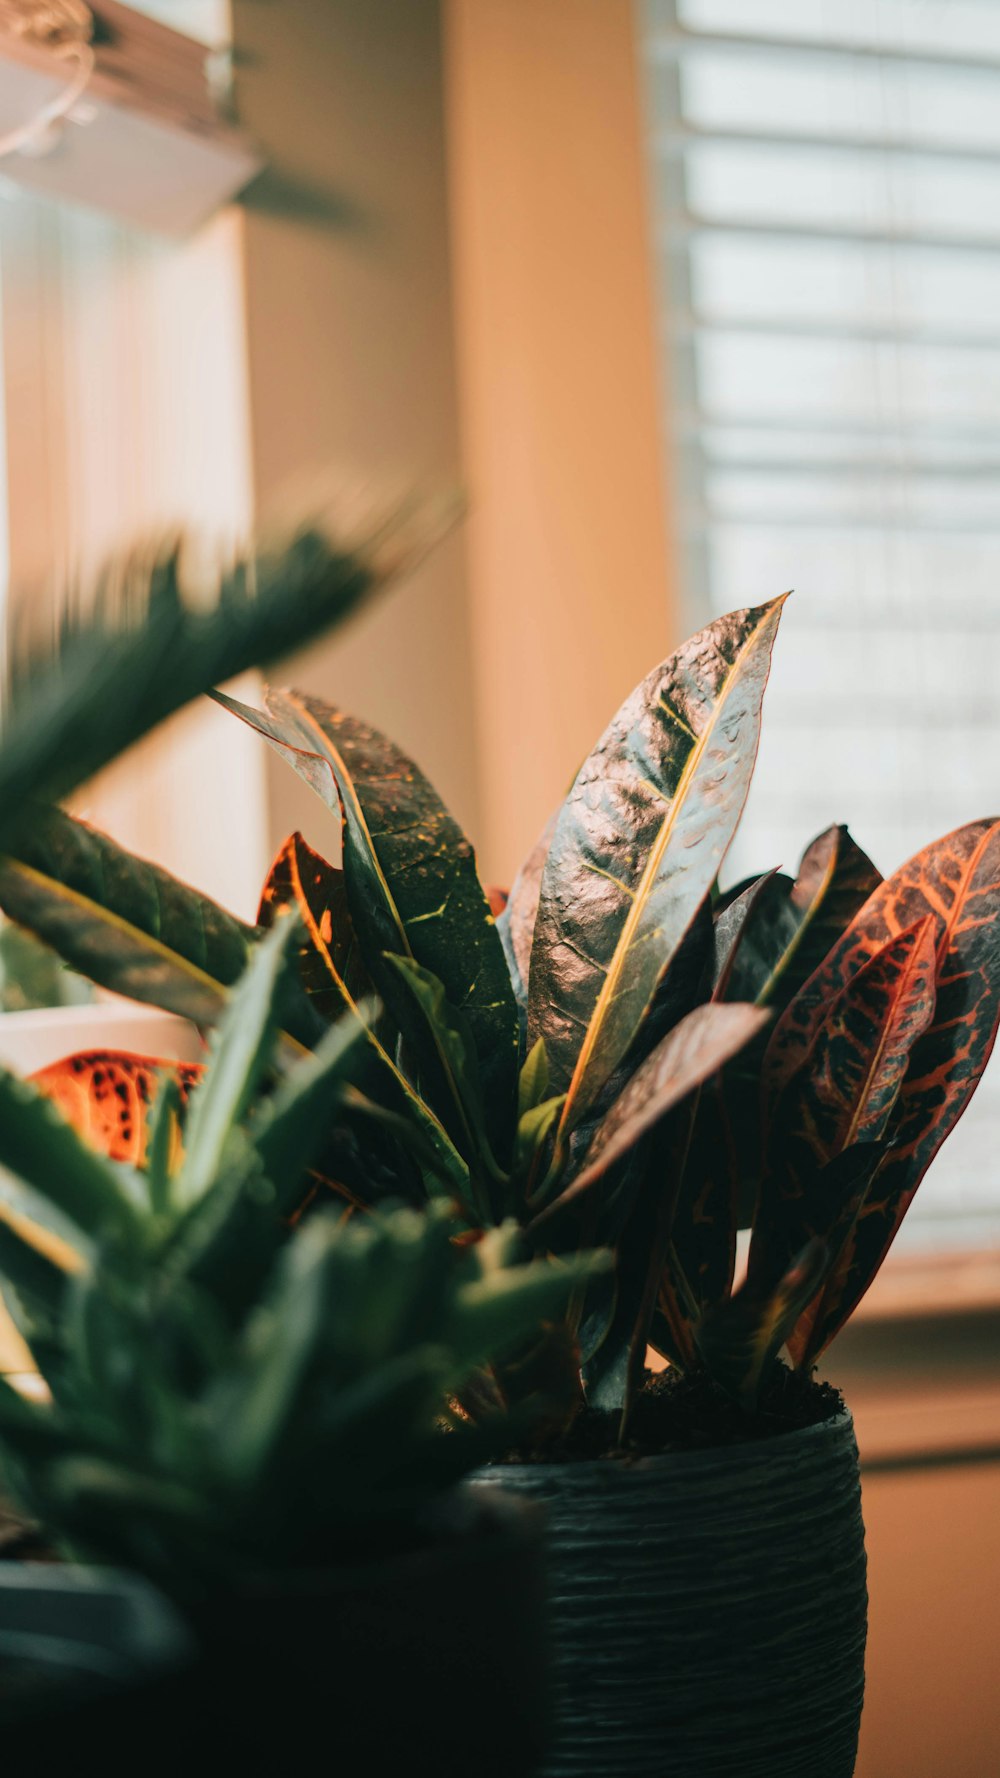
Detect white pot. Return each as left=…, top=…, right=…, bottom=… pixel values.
left=0, top=1001, right=203, bottom=1077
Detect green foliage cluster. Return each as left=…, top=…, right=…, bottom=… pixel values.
left=4, top=557, right=999, bottom=1445
left=0, top=511, right=602, bottom=1593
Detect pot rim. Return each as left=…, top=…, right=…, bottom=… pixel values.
left=476, top=1404, right=857, bottom=1485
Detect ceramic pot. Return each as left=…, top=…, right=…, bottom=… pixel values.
left=474, top=1411, right=867, bottom=1778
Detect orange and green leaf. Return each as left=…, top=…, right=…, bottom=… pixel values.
left=29, top=1051, right=203, bottom=1168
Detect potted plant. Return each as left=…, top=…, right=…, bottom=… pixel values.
left=0, top=914, right=606, bottom=1767
left=6, top=583, right=999, bottom=1774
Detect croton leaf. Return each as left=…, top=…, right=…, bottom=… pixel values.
left=0, top=808, right=253, bottom=1028
left=722, top=825, right=882, bottom=1013
left=694, top=1236, right=829, bottom=1409
left=527, top=596, right=787, bottom=1138
left=749, top=1143, right=886, bottom=1355
left=30, top=1051, right=202, bottom=1168
left=532, top=1000, right=769, bottom=1225
left=258, top=831, right=374, bottom=1018
left=763, top=819, right=1000, bottom=1357
left=253, top=831, right=470, bottom=1202
left=213, top=687, right=519, bottom=1164
left=496, top=812, right=557, bottom=1012
left=764, top=917, right=937, bottom=1181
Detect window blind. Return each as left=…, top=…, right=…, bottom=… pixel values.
left=637, top=0, right=1000, bottom=1247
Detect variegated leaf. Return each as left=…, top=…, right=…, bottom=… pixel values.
left=214, top=686, right=519, bottom=1164
left=30, top=1051, right=202, bottom=1168
left=527, top=597, right=787, bottom=1137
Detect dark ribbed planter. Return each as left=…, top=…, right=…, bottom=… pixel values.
left=473, top=1410, right=867, bottom=1778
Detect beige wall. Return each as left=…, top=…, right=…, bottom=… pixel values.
left=444, top=0, right=677, bottom=881
left=232, top=0, right=479, bottom=869
left=233, top=1, right=675, bottom=886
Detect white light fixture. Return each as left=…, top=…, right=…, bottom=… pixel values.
left=0, top=1, right=261, bottom=235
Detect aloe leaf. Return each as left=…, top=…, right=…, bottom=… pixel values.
left=0, top=1213, right=74, bottom=1370
left=0, top=808, right=253, bottom=1027
left=144, top=1073, right=185, bottom=1219
left=173, top=916, right=301, bottom=1213
left=251, top=1004, right=376, bottom=1214
left=214, top=685, right=519, bottom=1162
left=528, top=596, right=787, bottom=1136
left=0, top=506, right=455, bottom=847
left=451, top=1247, right=611, bottom=1374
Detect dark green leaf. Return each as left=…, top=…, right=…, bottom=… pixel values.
left=0, top=808, right=252, bottom=1027
left=173, top=916, right=302, bottom=1212
left=213, top=686, right=520, bottom=1164
left=694, top=1238, right=830, bottom=1408
left=722, top=825, right=882, bottom=1012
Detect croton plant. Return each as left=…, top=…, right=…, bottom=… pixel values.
left=5, top=593, right=999, bottom=1431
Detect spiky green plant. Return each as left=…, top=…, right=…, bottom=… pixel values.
left=0, top=918, right=605, bottom=1601
left=7, top=594, right=1000, bottom=1438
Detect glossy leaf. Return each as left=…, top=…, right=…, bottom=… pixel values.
left=527, top=596, right=787, bottom=1136
left=30, top=1051, right=202, bottom=1168
left=384, top=955, right=493, bottom=1201
left=0, top=808, right=253, bottom=1027
left=763, top=819, right=1000, bottom=1354
left=213, top=686, right=519, bottom=1161
left=253, top=827, right=469, bottom=1202
left=763, top=820, right=1000, bottom=1102
left=534, top=1001, right=770, bottom=1226
left=766, top=918, right=937, bottom=1179
left=723, top=825, right=882, bottom=1013
left=258, top=831, right=374, bottom=1016
left=749, top=1144, right=886, bottom=1369
left=497, top=812, right=557, bottom=1011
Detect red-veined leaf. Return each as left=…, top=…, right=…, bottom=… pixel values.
left=763, top=819, right=1000, bottom=1357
